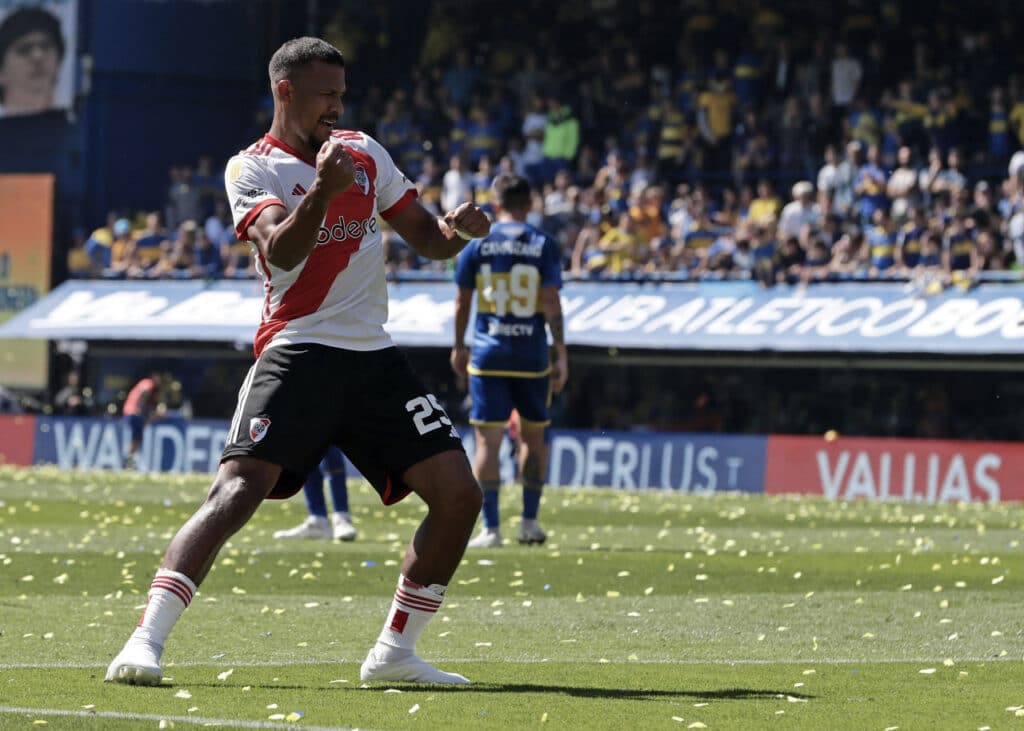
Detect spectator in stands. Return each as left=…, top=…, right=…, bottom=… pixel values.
left=697, top=72, right=736, bottom=174
left=830, top=43, right=862, bottom=127
left=66, top=228, right=94, bottom=277
left=867, top=207, right=898, bottom=277
left=122, top=372, right=163, bottom=470
left=415, top=156, right=443, bottom=215
left=524, top=92, right=548, bottom=182
left=747, top=179, right=781, bottom=225
left=886, top=146, right=921, bottom=221
left=441, top=154, right=472, bottom=213
left=598, top=211, right=642, bottom=274
left=0, top=5, right=64, bottom=116
left=53, top=370, right=93, bottom=416
left=204, top=199, right=231, bottom=247
left=221, top=233, right=254, bottom=279
left=832, top=141, right=861, bottom=217
left=192, top=229, right=223, bottom=278
left=774, top=235, right=806, bottom=284
left=164, top=165, right=203, bottom=230
left=778, top=181, right=819, bottom=239
left=126, top=218, right=167, bottom=279
left=541, top=97, right=579, bottom=183
left=855, top=144, right=888, bottom=224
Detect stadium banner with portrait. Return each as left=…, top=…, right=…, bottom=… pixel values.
left=0, top=0, right=76, bottom=117
left=4, top=278, right=1024, bottom=356
left=0, top=173, right=52, bottom=387
left=764, top=435, right=1024, bottom=504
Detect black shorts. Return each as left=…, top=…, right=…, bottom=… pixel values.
left=222, top=343, right=466, bottom=504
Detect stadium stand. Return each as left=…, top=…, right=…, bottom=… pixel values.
left=68, top=1, right=1024, bottom=291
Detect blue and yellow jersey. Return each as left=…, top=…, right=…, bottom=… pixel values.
left=455, top=220, right=562, bottom=377
left=990, top=108, right=1010, bottom=157
left=867, top=226, right=897, bottom=270
left=683, top=223, right=719, bottom=251
left=945, top=232, right=974, bottom=271
left=898, top=224, right=926, bottom=269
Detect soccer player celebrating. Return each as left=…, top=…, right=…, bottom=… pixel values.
left=106, top=37, right=488, bottom=686
left=451, top=173, right=568, bottom=548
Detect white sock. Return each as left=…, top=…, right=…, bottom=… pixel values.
left=373, top=574, right=445, bottom=655
left=127, top=568, right=197, bottom=651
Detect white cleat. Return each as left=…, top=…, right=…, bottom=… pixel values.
left=331, top=512, right=357, bottom=542
left=105, top=642, right=163, bottom=686
left=518, top=519, right=547, bottom=545
left=360, top=647, right=469, bottom=684
left=467, top=527, right=502, bottom=548
left=273, top=515, right=331, bottom=540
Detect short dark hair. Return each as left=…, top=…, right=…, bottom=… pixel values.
left=0, top=7, right=64, bottom=62
left=268, top=37, right=344, bottom=84
left=491, top=173, right=531, bottom=212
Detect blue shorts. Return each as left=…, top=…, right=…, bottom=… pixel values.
left=124, top=414, right=145, bottom=442
left=469, top=374, right=550, bottom=426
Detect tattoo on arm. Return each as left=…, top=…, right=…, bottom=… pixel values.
left=547, top=311, right=565, bottom=345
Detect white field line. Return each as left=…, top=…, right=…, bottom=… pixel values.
left=0, top=656, right=1020, bottom=671
left=0, top=705, right=367, bottom=730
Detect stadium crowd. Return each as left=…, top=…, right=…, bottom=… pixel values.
left=69, top=0, right=1024, bottom=287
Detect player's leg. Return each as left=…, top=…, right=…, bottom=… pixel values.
left=467, top=374, right=512, bottom=547
left=107, top=345, right=333, bottom=686
left=106, top=456, right=281, bottom=685
left=342, top=347, right=480, bottom=684
left=124, top=414, right=144, bottom=469
left=517, top=420, right=549, bottom=544
left=360, top=449, right=480, bottom=684
left=468, top=424, right=504, bottom=547
left=322, top=446, right=356, bottom=541
left=511, top=376, right=552, bottom=545
left=273, top=465, right=332, bottom=539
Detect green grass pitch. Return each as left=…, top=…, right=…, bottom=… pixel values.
left=1, top=465, right=1022, bottom=729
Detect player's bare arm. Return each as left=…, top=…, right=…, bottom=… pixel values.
left=247, top=139, right=356, bottom=270
left=540, top=284, right=568, bottom=394
left=388, top=200, right=491, bottom=260
left=450, top=287, right=474, bottom=386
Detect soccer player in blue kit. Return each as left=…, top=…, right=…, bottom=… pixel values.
left=451, top=173, right=568, bottom=547
left=273, top=446, right=357, bottom=541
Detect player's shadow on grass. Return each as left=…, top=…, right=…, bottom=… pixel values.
left=186, top=682, right=813, bottom=701
left=357, top=683, right=813, bottom=701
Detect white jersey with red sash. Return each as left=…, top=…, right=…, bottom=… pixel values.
left=225, top=130, right=417, bottom=357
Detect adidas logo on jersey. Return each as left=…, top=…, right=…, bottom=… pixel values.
left=291, top=183, right=307, bottom=196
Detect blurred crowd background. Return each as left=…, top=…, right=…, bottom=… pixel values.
left=69, top=0, right=1024, bottom=290
left=4, top=0, right=1022, bottom=442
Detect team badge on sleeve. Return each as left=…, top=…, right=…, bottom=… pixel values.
left=249, top=417, right=272, bottom=443
left=354, top=164, right=370, bottom=195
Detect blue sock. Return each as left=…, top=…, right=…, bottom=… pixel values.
left=321, top=447, right=348, bottom=513
left=522, top=480, right=543, bottom=520
left=303, top=470, right=328, bottom=518
left=480, top=481, right=500, bottom=529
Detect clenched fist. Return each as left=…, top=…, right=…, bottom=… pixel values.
left=444, top=202, right=491, bottom=241
left=316, top=139, right=356, bottom=197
